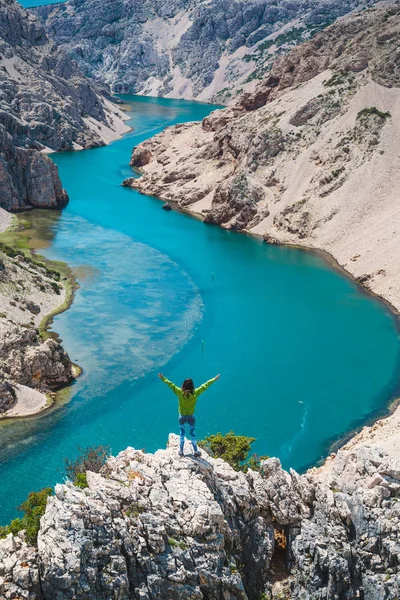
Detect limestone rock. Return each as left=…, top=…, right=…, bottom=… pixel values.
left=0, top=326, right=74, bottom=390
left=2, top=435, right=400, bottom=599
left=130, top=148, right=152, bottom=168
left=125, top=4, right=400, bottom=312
left=36, top=0, right=378, bottom=102
left=0, top=380, right=16, bottom=413
left=0, top=0, right=128, bottom=211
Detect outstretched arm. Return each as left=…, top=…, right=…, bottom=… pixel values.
left=158, top=373, right=180, bottom=395
left=195, top=374, right=220, bottom=397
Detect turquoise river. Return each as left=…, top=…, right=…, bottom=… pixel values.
left=1, top=96, right=400, bottom=524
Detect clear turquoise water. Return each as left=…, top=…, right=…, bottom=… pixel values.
left=0, top=95, right=399, bottom=525
left=20, top=0, right=63, bottom=6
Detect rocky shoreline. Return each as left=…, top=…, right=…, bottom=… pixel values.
left=123, top=3, right=400, bottom=313
left=0, top=215, right=79, bottom=420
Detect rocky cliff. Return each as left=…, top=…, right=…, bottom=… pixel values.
left=1, top=428, right=400, bottom=599
left=0, top=0, right=129, bottom=211
left=36, top=0, right=378, bottom=103
left=124, top=2, right=400, bottom=311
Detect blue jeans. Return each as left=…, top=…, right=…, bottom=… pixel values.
left=179, top=415, right=198, bottom=453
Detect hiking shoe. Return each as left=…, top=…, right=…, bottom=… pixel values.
left=178, top=451, right=184, bottom=457
left=194, top=451, right=201, bottom=458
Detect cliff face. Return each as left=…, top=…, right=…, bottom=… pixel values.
left=0, top=125, right=68, bottom=211
left=36, top=0, right=377, bottom=103
left=124, top=3, right=400, bottom=311
left=0, top=0, right=129, bottom=211
left=1, top=432, right=400, bottom=599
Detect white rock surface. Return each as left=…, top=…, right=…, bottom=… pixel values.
left=2, top=433, right=400, bottom=599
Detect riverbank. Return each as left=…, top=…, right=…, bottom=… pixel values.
left=0, top=213, right=80, bottom=419
left=124, top=4, right=400, bottom=315
left=125, top=76, right=400, bottom=314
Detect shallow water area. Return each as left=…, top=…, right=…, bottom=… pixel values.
left=0, top=95, right=399, bottom=524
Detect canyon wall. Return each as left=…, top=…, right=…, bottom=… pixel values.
left=0, top=0, right=129, bottom=211
left=36, top=0, right=378, bottom=103
left=124, top=3, right=400, bottom=311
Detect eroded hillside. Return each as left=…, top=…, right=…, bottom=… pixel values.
left=36, top=0, right=378, bottom=102
left=124, top=3, right=400, bottom=310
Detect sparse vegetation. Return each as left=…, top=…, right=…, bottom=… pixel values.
left=331, top=167, right=345, bottom=179
left=0, top=488, right=53, bottom=545
left=125, top=505, right=144, bottom=519
left=324, top=70, right=352, bottom=87
left=65, top=445, right=110, bottom=482
left=168, top=537, right=187, bottom=550
left=199, top=431, right=268, bottom=472
left=357, top=107, right=391, bottom=120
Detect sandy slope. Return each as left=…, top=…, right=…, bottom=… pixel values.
left=0, top=209, right=11, bottom=234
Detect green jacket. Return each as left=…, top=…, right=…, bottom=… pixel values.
left=161, top=375, right=217, bottom=415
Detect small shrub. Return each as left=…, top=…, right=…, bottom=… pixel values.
left=168, top=537, right=187, bottom=550
left=199, top=431, right=268, bottom=472
left=331, top=167, right=345, bottom=179
left=125, top=505, right=144, bottom=519
left=65, top=445, right=110, bottom=482
left=324, top=70, right=348, bottom=87
left=74, top=473, right=88, bottom=489
left=0, top=488, right=53, bottom=546
left=50, top=281, right=61, bottom=295
left=357, top=107, right=391, bottom=120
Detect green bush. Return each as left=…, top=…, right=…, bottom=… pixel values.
left=357, top=107, right=391, bottom=120
left=324, top=70, right=349, bottom=87
left=65, top=445, right=110, bottom=482
left=0, top=488, right=53, bottom=546
left=199, top=431, right=268, bottom=472
left=74, top=473, right=88, bottom=489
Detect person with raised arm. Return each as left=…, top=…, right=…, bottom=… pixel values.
left=159, top=373, right=220, bottom=457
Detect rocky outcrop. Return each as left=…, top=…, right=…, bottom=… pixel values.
left=0, top=380, right=15, bottom=412
left=0, top=327, right=74, bottom=390
left=124, top=4, right=400, bottom=311
left=1, top=433, right=400, bottom=599
left=0, top=0, right=129, bottom=211
left=36, top=0, right=377, bottom=102
left=0, top=124, right=68, bottom=211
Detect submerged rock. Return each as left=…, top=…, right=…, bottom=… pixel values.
left=162, top=202, right=172, bottom=211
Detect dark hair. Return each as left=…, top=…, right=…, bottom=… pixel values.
left=182, top=378, right=194, bottom=396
